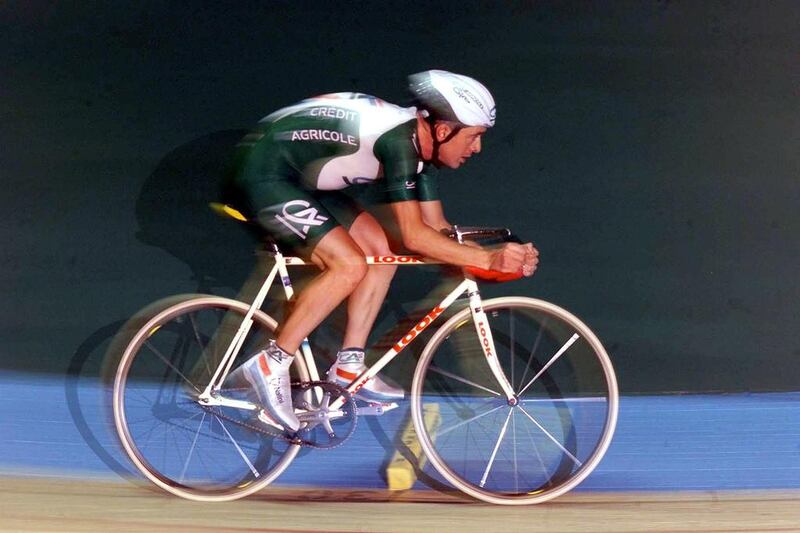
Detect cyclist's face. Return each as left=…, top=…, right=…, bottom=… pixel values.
left=436, top=125, right=486, bottom=169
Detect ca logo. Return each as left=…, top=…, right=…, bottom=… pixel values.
left=275, top=200, right=329, bottom=239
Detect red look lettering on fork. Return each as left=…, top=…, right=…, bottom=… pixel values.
left=477, top=321, right=494, bottom=357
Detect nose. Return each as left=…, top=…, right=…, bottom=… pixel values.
left=472, top=137, right=481, bottom=154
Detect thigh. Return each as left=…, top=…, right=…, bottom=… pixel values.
left=309, top=226, right=367, bottom=270
left=315, top=190, right=364, bottom=231
left=347, top=211, right=393, bottom=256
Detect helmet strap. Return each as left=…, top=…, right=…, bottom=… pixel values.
left=427, top=118, right=461, bottom=165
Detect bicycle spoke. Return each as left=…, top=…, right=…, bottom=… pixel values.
left=125, top=414, right=161, bottom=426
left=479, top=407, right=514, bottom=488
left=114, top=297, right=304, bottom=500
left=173, top=409, right=205, bottom=430
left=212, top=414, right=260, bottom=478
left=193, top=437, right=218, bottom=484
left=509, top=308, right=515, bottom=393
left=512, top=410, right=519, bottom=493
left=520, top=396, right=607, bottom=404
left=173, top=418, right=209, bottom=484
left=427, top=378, right=496, bottom=418
left=134, top=416, right=164, bottom=451
left=169, top=421, right=184, bottom=483
left=179, top=411, right=207, bottom=483
left=126, top=388, right=160, bottom=407
left=187, top=313, right=212, bottom=378
left=438, top=403, right=506, bottom=438
left=518, top=333, right=579, bottom=397
left=144, top=340, right=201, bottom=393
left=517, top=404, right=582, bottom=467
left=154, top=340, right=189, bottom=406
left=521, top=413, right=554, bottom=488
left=413, top=299, right=617, bottom=503
left=516, top=316, right=547, bottom=392
left=429, top=366, right=502, bottom=396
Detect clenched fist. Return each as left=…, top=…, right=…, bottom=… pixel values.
left=489, top=243, right=539, bottom=277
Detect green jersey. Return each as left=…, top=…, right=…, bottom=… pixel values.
left=225, top=92, right=441, bottom=253
left=230, top=92, right=440, bottom=209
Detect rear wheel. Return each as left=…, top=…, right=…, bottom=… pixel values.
left=411, top=297, right=618, bottom=505
left=113, top=295, right=309, bottom=501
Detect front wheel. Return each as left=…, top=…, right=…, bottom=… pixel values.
left=112, top=295, right=309, bottom=501
left=411, top=297, right=618, bottom=505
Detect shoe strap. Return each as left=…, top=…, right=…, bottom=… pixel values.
left=266, top=341, right=293, bottom=364
left=335, top=367, right=359, bottom=381
left=337, top=348, right=365, bottom=364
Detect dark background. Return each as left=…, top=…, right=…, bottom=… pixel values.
left=2, top=1, right=798, bottom=392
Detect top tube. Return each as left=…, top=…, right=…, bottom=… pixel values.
left=260, top=224, right=519, bottom=265
left=275, top=225, right=520, bottom=265
left=283, top=255, right=442, bottom=266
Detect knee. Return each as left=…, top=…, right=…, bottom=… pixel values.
left=377, top=263, right=398, bottom=280
left=369, top=244, right=398, bottom=280
left=329, top=256, right=368, bottom=291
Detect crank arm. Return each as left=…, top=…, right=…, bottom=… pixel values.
left=197, top=394, right=258, bottom=411
left=356, top=402, right=399, bottom=416
left=297, top=409, right=348, bottom=423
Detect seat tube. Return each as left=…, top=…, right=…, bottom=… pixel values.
left=467, top=281, right=516, bottom=401
left=201, top=256, right=282, bottom=398
left=277, top=259, right=320, bottom=382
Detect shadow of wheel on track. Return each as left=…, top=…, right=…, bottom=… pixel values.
left=65, top=319, right=139, bottom=481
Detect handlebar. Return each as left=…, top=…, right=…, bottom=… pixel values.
left=441, top=225, right=523, bottom=244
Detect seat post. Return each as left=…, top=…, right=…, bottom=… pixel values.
left=264, top=239, right=281, bottom=255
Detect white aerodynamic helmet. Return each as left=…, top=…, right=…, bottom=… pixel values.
left=408, top=69, right=496, bottom=128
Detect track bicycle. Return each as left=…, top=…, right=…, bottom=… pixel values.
left=112, top=225, right=618, bottom=505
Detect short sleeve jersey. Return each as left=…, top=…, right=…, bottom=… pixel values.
left=230, top=92, right=440, bottom=204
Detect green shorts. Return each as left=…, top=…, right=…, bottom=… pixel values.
left=245, top=179, right=363, bottom=257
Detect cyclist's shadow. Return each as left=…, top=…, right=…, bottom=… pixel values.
left=66, top=129, right=265, bottom=481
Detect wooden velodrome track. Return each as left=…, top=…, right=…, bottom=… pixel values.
left=3, top=477, right=799, bottom=532
left=6, top=375, right=800, bottom=531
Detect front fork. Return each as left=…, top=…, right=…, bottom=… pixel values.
left=466, top=282, right=518, bottom=404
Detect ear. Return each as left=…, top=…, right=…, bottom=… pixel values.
left=434, top=122, right=453, bottom=141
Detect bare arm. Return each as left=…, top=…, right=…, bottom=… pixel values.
left=418, top=200, right=451, bottom=231
left=391, top=200, right=493, bottom=268
left=391, top=200, right=539, bottom=276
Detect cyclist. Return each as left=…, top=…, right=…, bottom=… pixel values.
left=225, top=70, right=539, bottom=432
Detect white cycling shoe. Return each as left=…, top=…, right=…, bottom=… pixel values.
left=327, top=348, right=404, bottom=401
left=230, top=341, right=300, bottom=433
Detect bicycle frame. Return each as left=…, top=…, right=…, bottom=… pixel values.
left=196, top=251, right=517, bottom=413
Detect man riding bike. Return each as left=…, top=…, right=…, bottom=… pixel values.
left=225, top=70, right=539, bottom=432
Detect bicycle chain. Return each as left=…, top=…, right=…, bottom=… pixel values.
left=201, top=380, right=358, bottom=450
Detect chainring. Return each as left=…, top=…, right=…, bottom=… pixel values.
left=201, top=380, right=358, bottom=449
left=293, top=380, right=358, bottom=449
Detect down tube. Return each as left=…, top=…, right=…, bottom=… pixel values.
left=328, top=278, right=472, bottom=411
